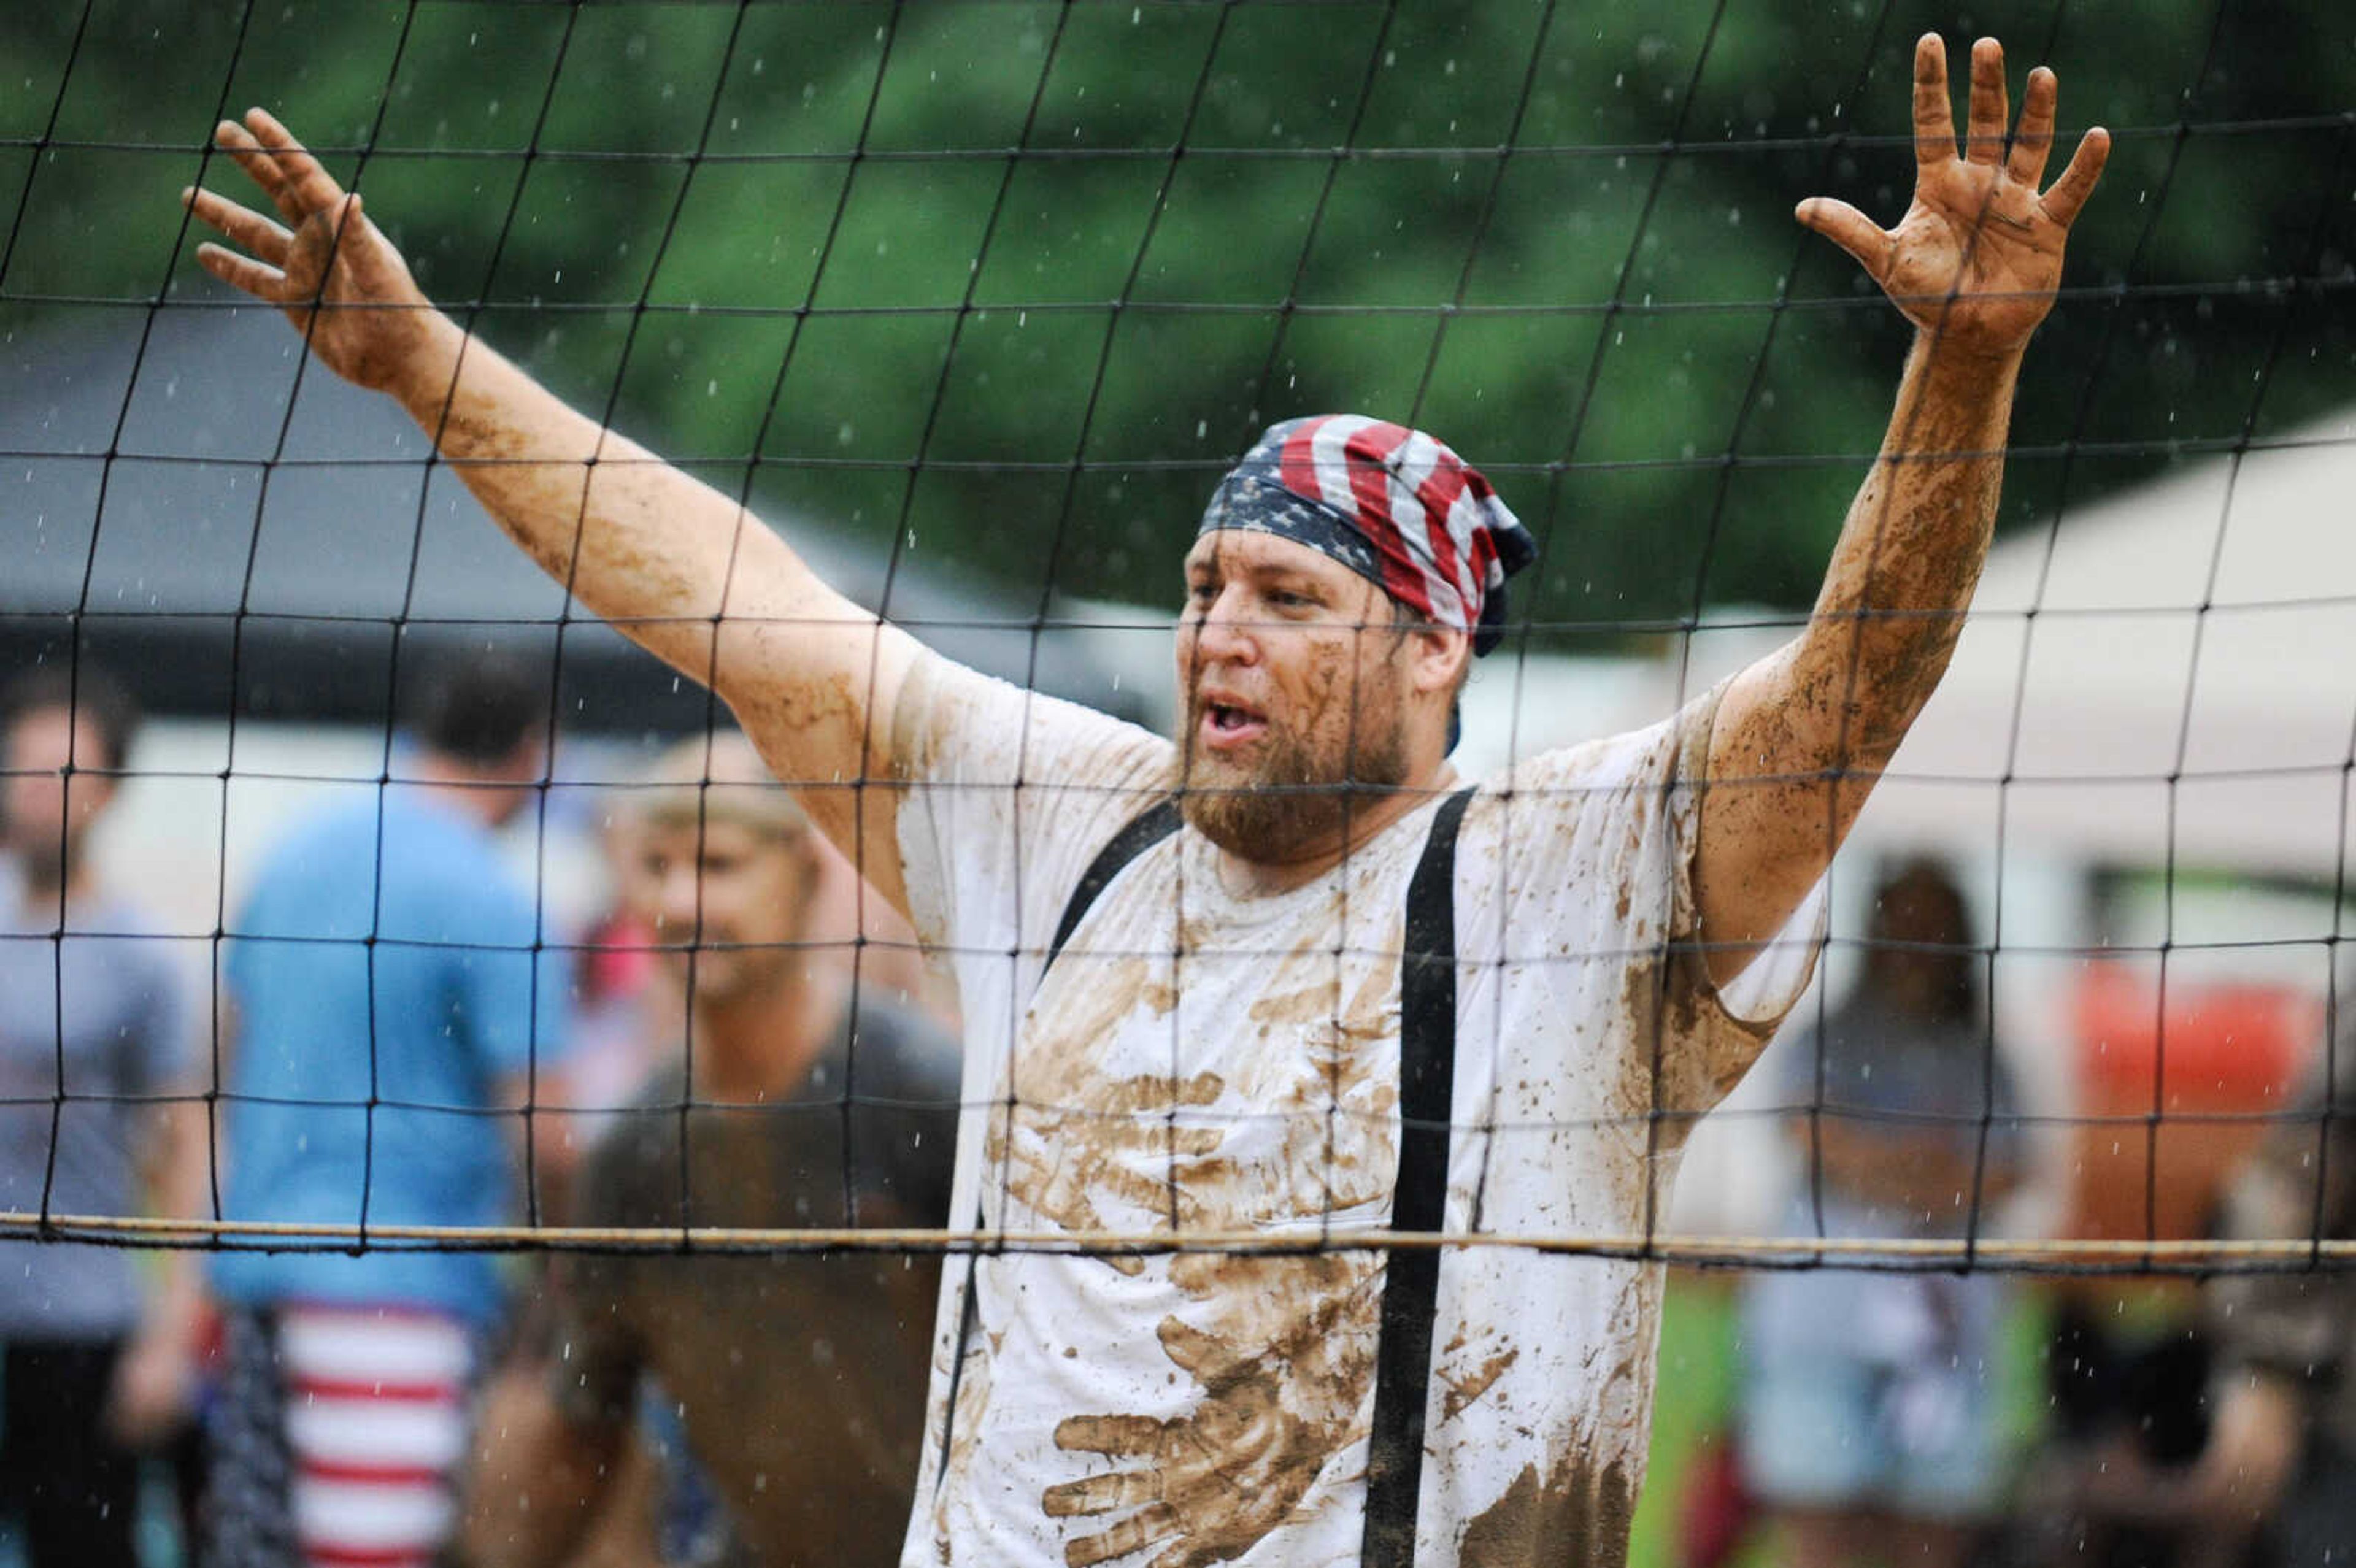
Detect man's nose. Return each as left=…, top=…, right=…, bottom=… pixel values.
left=1191, top=586, right=1259, bottom=665
left=652, top=866, right=707, bottom=934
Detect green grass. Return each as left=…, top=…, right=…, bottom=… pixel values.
left=1630, top=1272, right=2056, bottom=1568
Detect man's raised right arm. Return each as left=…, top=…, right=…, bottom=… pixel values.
left=183, top=109, right=922, bottom=912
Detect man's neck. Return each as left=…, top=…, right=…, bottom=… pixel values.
left=404, top=753, right=522, bottom=831
left=688, top=967, right=844, bottom=1103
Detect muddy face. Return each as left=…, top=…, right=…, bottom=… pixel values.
left=1172, top=532, right=1415, bottom=862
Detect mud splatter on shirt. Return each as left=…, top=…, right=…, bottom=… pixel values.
left=890, top=654, right=1823, bottom=1567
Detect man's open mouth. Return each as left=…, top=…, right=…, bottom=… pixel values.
left=1198, top=698, right=1269, bottom=750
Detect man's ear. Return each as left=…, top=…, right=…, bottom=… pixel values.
left=1409, top=626, right=1472, bottom=699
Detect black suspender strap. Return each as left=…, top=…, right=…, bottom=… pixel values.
left=1043, top=796, right=1184, bottom=978
left=930, top=783, right=1474, bottom=1548
left=1361, top=785, right=1476, bottom=1567
left=931, top=794, right=1182, bottom=1499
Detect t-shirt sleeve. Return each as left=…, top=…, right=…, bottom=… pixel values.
left=1474, top=681, right=1828, bottom=1131
left=1666, top=685, right=1828, bottom=1052
left=890, top=651, right=1176, bottom=984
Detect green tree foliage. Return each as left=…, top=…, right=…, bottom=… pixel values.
left=6, top=0, right=2350, bottom=643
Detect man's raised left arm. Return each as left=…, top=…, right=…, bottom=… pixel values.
left=1696, top=34, right=2109, bottom=985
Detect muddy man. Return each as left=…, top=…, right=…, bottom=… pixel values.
left=186, top=33, right=2102, bottom=1567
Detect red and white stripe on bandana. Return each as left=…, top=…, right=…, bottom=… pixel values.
left=1203, top=414, right=1536, bottom=653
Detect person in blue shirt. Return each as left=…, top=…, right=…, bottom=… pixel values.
left=201, top=655, right=574, bottom=1568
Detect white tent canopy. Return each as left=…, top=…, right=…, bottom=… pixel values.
left=1858, top=409, right=2356, bottom=882
left=1458, top=410, right=2356, bottom=885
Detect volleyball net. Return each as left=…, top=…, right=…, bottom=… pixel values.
left=2, top=0, right=2354, bottom=1278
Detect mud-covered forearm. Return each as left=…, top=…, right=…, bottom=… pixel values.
left=1802, top=331, right=2020, bottom=766
left=379, top=313, right=921, bottom=882
left=1692, top=36, right=2103, bottom=983
left=1697, top=331, right=2022, bottom=977
left=187, top=109, right=920, bottom=900
left=385, top=315, right=852, bottom=694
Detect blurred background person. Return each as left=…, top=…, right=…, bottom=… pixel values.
left=0, top=663, right=208, bottom=1568
left=551, top=802, right=674, bottom=1178
left=2058, top=1001, right=2356, bottom=1568
left=202, top=653, right=577, bottom=1568
left=546, top=742, right=954, bottom=1184
left=796, top=817, right=958, bottom=1037
left=463, top=731, right=959, bottom=1568
left=1733, top=856, right=2025, bottom=1568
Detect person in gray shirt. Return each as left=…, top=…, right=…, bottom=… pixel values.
left=463, top=733, right=958, bottom=1568
left=0, top=663, right=207, bottom=1568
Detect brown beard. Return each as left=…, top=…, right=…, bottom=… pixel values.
left=1177, top=706, right=1410, bottom=863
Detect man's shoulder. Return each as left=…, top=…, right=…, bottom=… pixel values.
left=233, top=798, right=382, bottom=923
left=571, top=1066, right=693, bottom=1217
left=839, top=994, right=962, bottom=1105
left=1473, top=693, right=1707, bottom=802
left=898, top=649, right=1173, bottom=791
left=252, top=792, right=376, bottom=868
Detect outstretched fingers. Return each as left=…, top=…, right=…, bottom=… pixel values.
left=1964, top=37, right=2008, bottom=166
left=182, top=184, right=291, bottom=269
left=2006, top=66, right=2059, bottom=190
left=1911, top=34, right=1957, bottom=167
left=219, top=108, right=348, bottom=226
left=2038, top=125, right=2111, bottom=229
left=1793, top=196, right=1893, bottom=280
left=189, top=239, right=285, bottom=301
left=209, top=119, right=304, bottom=231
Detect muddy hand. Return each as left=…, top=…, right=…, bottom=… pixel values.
left=988, top=1071, right=1228, bottom=1275
left=1045, top=1337, right=1324, bottom=1568
left=1796, top=35, right=2108, bottom=355
left=181, top=109, right=436, bottom=392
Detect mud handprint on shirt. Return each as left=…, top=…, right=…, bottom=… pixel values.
left=1044, top=1251, right=1384, bottom=1568
left=987, top=1069, right=1232, bottom=1274
left=1009, top=931, right=1404, bottom=1562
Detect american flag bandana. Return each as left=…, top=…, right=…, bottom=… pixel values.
left=1198, top=415, right=1538, bottom=656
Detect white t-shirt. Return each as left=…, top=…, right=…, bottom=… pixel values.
left=890, top=653, right=1822, bottom=1567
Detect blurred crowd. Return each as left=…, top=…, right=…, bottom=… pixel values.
left=8, top=659, right=2356, bottom=1568
left=1673, top=856, right=2356, bottom=1568
left=0, top=656, right=960, bottom=1568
